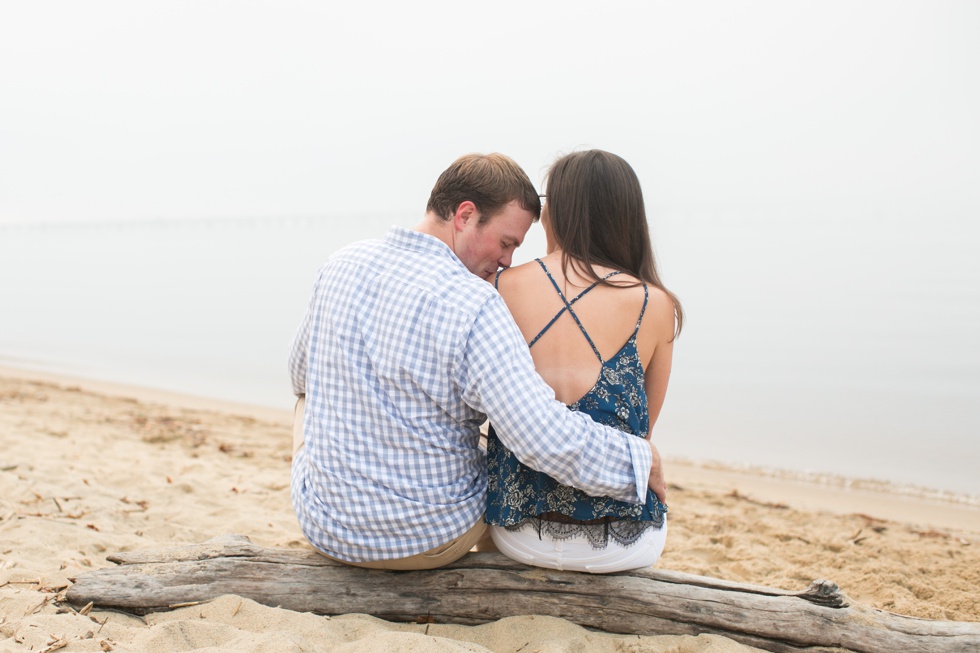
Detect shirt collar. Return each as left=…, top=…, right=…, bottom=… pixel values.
left=384, top=226, right=461, bottom=267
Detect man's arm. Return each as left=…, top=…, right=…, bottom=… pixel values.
left=288, top=277, right=317, bottom=397
left=455, top=295, right=654, bottom=504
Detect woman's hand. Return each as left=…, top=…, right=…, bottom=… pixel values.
left=647, top=439, right=667, bottom=503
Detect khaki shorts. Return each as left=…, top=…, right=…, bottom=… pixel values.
left=293, top=395, right=306, bottom=455
left=318, top=518, right=488, bottom=570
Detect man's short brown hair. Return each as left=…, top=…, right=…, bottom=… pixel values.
left=426, top=153, right=541, bottom=224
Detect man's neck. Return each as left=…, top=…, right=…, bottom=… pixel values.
left=415, top=212, right=454, bottom=249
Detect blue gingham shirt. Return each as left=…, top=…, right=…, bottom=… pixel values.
left=289, top=226, right=652, bottom=562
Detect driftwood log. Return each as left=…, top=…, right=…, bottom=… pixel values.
left=67, top=534, right=980, bottom=653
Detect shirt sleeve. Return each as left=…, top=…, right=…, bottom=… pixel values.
left=454, top=294, right=653, bottom=504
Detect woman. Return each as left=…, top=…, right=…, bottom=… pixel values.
left=486, top=150, right=682, bottom=573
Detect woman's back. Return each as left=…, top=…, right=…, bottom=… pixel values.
left=496, top=251, right=673, bottom=416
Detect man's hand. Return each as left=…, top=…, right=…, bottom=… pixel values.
left=647, top=439, right=667, bottom=503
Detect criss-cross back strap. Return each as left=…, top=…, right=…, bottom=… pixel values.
left=528, top=259, right=620, bottom=363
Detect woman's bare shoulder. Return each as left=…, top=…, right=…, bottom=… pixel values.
left=641, top=285, right=678, bottom=339
left=493, top=260, right=543, bottom=291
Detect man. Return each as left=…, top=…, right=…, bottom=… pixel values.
left=289, top=153, right=665, bottom=570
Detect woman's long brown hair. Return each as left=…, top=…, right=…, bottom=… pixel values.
left=546, top=150, right=683, bottom=338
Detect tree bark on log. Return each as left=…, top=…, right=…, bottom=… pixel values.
left=66, top=534, right=980, bottom=653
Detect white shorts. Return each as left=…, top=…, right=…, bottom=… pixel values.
left=489, top=519, right=667, bottom=574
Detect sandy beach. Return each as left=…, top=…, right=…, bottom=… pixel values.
left=2, top=367, right=978, bottom=653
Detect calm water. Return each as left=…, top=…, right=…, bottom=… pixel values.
left=1, top=211, right=978, bottom=495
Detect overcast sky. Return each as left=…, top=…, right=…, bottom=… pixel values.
left=1, top=0, right=978, bottom=222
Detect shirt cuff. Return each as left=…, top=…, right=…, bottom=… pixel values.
left=624, top=435, right=653, bottom=504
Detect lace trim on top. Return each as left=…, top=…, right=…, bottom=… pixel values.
left=505, top=514, right=662, bottom=550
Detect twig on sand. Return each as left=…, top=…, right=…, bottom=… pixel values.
left=39, top=635, right=70, bottom=653
left=727, top=489, right=789, bottom=509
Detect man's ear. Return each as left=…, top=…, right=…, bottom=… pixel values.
left=452, top=201, right=478, bottom=231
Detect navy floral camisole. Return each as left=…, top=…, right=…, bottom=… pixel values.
left=486, top=259, right=667, bottom=549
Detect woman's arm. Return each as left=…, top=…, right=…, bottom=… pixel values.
left=643, top=287, right=677, bottom=431
left=642, top=288, right=677, bottom=502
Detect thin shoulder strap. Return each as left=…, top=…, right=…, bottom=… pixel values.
left=634, top=284, right=649, bottom=335
left=528, top=259, right=619, bottom=363
left=494, top=269, right=503, bottom=289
